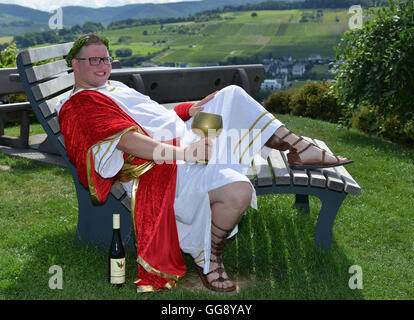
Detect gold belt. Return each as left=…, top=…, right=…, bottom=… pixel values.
left=117, top=155, right=155, bottom=246
left=117, top=154, right=155, bottom=182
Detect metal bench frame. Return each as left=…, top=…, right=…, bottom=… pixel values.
left=16, top=42, right=360, bottom=252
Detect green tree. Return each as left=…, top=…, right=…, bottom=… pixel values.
left=42, top=31, right=59, bottom=44
left=332, top=0, right=414, bottom=144
left=290, top=81, right=340, bottom=122
left=82, top=22, right=104, bottom=34
left=263, top=82, right=341, bottom=123
left=115, top=48, right=132, bottom=57
left=0, top=43, right=17, bottom=67
left=263, top=89, right=292, bottom=115
left=71, top=24, right=83, bottom=34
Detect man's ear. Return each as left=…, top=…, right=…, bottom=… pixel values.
left=71, top=58, right=78, bottom=71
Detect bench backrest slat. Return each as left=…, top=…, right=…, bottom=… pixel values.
left=121, top=196, right=131, bottom=211
left=110, top=181, right=127, bottom=200
left=31, top=73, right=74, bottom=101
left=57, top=134, right=65, bottom=148
left=25, top=60, right=69, bottom=83
left=39, top=91, right=71, bottom=118
left=20, top=42, right=74, bottom=65
left=47, top=116, right=61, bottom=134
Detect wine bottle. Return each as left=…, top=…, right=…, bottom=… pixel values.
left=108, top=213, right=125, bottom=287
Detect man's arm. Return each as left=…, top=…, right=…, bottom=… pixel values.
left=174, top=103, right=194, bottom=121
left=117, top=131, right=212, bottom=163
left=173, top=91, right=218, bottom=121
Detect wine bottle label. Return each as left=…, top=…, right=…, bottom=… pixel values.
left=110, top=258, right=126, bottom=284
left=113, top=214, right=120, bottom=229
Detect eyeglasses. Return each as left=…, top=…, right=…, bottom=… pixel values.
left=76, top=56, right=113, bottom=66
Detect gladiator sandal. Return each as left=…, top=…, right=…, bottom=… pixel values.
left=276, top=128, right=354, bottom=170
left=195, top=220, right=236, bottom=292
left=265, top=125, right=290, bottom=151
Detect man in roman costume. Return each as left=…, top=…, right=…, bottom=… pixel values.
left=57, top=34, right=352, bottom=293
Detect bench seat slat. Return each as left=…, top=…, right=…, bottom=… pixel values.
left=254, top=154, right=273, bottom=187
left=282, top=151, right=309, bottom=186
left=333, top=165, right=361, bottom=196
left=300, top=137, right=327, bottom=188
left=31, top=73, right=74, bottom=101
left=323, top=169, right=344, bottom=192
left=308, top=169, right=327, bottom=188
left=25, top=60, right=69, bottom=83
left=314, top=139, right=361, bottom=196
left=310, top=139, right=344, bottom=192
left=245, top=164, right=255, bottom=185
left=268, top=149, right=290, bottom=185
left=291, top=168, right=309, bottom=186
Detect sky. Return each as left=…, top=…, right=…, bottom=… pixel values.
left=0, top=0, right=197, bottom=12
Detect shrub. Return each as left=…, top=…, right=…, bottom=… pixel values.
left=0, top=43, right=17, bottom=67
left=332, top=0, right=414, bottom=145
left=299, top=81, right=341, bottom=123
left=352, top=106, right=414, bottom=145
left=263, top=89, right=294, bottom=114
left=115, top=48, right=132, bottom=57
left=264, top=81, right=342, bottom=124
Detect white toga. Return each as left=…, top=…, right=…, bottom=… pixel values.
left=56, top=80, right=283, bottom=274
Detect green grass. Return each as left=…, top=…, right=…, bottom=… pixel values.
left=0, top=36, right=13, bottom=45
left=290, top=80, right=308, bottom=89
left=307, top=64, right=331, bottom=78
left=1, top=114, right=413, bottom=300
left=101, top=9, right=350, bottom=66
left=3, top=123, right=45, bottom=137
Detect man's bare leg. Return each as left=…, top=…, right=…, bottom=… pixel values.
left=205, top=181, right=252, bottom=291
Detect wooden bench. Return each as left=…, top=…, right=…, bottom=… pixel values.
left=0, top=67, right=31, bottom=148
left=249, top=140, right=360, bottom=249
left=0, top=63, right=122, bottom=153
left=16, top=42, right=360, bottom=251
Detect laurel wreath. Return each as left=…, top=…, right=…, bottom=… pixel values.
left=65, top=36, right=110, bottom=68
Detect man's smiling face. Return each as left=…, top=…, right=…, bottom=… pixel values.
left=72, top=44, right=111, bottom=89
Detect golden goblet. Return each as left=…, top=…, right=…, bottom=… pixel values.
left=191, top=111, right=223, bottom=163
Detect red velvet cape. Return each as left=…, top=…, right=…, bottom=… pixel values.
left=59, top=89, right=192, bottom=290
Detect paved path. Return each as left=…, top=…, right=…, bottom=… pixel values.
left=0, top=133, right=66, bottom=168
